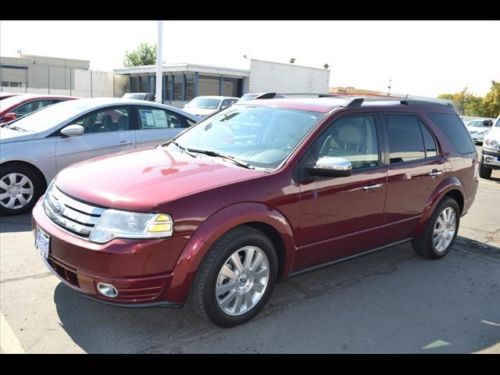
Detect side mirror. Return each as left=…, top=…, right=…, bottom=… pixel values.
left=2, top=112, right=17, bottom=122
left=60, top=124, right=84, bottom=137
left=307, top=156, right=352, bottom=177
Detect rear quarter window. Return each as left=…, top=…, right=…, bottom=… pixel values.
left=428, top=113, right=476, bottom=154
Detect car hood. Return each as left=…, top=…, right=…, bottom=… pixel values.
left=485, top=126, right=500, bottom=140
left=55, top=146, right=266, bottom=212
left=0, top=127, right=36, bottom=143
left=183, top=107, right=216, bottom=117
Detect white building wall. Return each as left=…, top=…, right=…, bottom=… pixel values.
left=249, top=59, right=330, bottom=93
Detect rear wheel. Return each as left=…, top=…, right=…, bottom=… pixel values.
left=0, top=164, right=43, bottom=215
left=189, top=226, right=277, bottom=327
left=479, top=162, right=492, bottom=179
left=412, top=197, right=460, bottom=259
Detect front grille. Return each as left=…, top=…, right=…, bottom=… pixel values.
left=43, top=184, right=105, bottom=238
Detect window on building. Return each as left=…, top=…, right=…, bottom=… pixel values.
left=185, top=74, right=195, bottom=101
left=198, top=75, right=220, bottom=96
left=172, top=74, right=184, bottom=100
left=222, top=77, right=239, bottom=97
left=140, top=76, right=148, bottom=92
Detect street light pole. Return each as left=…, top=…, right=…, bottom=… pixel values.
left=155, top=21, right=163, bottom=104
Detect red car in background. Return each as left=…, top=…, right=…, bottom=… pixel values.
left=0, top=92, right=19, bottom=101
left=0, top=94, right=77, bottom=124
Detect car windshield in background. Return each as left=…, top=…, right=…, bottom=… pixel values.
left=238, top=94, right=259, bottom=102
left=6, top=100, right=91, bottom=133
left=189, top=97, right=222, bottom=109
left=170, top=105, right=322, bottom=169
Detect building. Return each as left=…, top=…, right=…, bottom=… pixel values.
left=114, top=59, right=331, bottom=107
left=0, top=53, right=123, bottom=97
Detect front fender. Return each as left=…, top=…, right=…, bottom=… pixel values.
left=164, top=202, right=297, bottom=303
left=414, top=176, right=465, bottom=237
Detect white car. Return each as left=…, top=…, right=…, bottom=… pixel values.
left=466, top=118, right=493, bottom=144
left=479, top=115, right=500, bottom=179
left=183, top=96, right=238, bottom=118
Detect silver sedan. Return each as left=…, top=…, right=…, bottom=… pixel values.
left=0, top=98, right=200, bottom=215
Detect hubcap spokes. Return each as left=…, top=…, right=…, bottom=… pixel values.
left=433, top=207, right=457, bottom=252
left=216, top=246, right=270, bottom=316
left=0, top=173, right=34, bottom=210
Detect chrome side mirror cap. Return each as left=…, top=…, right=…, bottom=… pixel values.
left=307, top=156, right=352, bottom=177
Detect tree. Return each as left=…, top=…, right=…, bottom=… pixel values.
left=482, top=81, right=500, bottom=118
left=123, top=42, right=157, bottom=67
left=438, top=88, right=484, bottom=117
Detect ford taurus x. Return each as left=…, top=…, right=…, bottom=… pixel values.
left=32, top=96, right=478, bottom=327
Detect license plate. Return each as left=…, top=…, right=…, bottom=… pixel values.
left=35, top=227, right=50, bottom=259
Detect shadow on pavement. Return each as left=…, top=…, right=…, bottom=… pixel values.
left=0, top=213, right=32, bottom=234
left=53, top=242, right=500, bottom=353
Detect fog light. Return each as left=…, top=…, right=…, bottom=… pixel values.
left=485, top=157, right=493, bottom=163
left=97, top=282, right=118, bottom=298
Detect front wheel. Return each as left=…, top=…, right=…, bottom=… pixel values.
left=0, top=164, right=43, bottom=215
left=479, top=162, right=492, bottom=179
left=189, top=226, right=278, bottom=327
left=412, top=197, right=460, bottom=259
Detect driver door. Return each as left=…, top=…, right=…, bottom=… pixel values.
left=294, top=113, right=388, bottom=271
left=55, top=106, right=135, bottom=172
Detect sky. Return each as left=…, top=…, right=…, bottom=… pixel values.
left=1, top=20, right=499, bottom=98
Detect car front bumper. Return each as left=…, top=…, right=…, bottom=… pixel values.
left=482, top=148, right=500, bottom=169
left=32, top=199, right=189, bottom=306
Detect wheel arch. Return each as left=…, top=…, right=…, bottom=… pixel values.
left=0, top=160, right=48, bottom=192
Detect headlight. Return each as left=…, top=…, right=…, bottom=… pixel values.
left=89, top=209, right=173, bottom=244
left=484, top=138, right=499, bottom=149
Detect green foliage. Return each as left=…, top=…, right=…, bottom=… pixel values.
left=438, top=82, right=500, bottom=118
left=123, top=42, right=157, bottom=67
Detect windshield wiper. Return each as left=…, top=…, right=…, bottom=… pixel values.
left=7, top=125, right=27, bottom=132
left=167, top=141, right=196, bottom=157
left=186, top=148, right=254, bottom=169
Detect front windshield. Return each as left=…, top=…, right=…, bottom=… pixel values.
left=5, top=99, right=90, bottom=133
left=170, top=105, right=322, bottom=169
left=189, top=97, right=222, bottom=109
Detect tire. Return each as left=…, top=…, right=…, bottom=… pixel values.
left=479, top=162, right=492, bottom=179
left=412, top=197, right=460, bottom=259
left=189, top=225, right=278, bottom=327
left=0, top=164, right=44, bottom=215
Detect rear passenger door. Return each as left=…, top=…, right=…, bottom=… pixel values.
left=134, top=106, right=190, bottom=150
left=381, top=112, right=446, bottom=242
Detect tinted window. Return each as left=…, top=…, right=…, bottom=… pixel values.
left=73, top=107, right=130, bottom=134
left=422, top=124, right=438, bottom=157
left=138, top=108, right=186, bottom=129
left=13, top=101, right=40, bottom=115
left=428, top=113, right=476, bottom=154
left=384, top=114, right=425, bottom=164
left=316, top=114, right=379, bottom=170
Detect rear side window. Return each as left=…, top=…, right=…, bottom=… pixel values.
left=384, top=114, right=425, bottom=163
left=421, top=124, right=438, bottom=157
left=428, top=113, right=475, bottom=154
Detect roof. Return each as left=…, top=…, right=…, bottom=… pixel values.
left=240, top=96, right=454, bottom=114
left=114, top=63, right=250, bottom=78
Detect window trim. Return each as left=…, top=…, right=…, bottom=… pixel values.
left=380, top=111, right=442, bottom=167
left=295, top=112, right=385, bottom=182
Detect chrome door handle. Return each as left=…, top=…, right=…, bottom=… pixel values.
left=119, top=141, right=133, bottom=146
left=428, top=170, right=443, bottom=177
left=363, top=183, right=383, bottom=191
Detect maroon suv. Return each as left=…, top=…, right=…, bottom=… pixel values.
left=32, top=96, right=478, bottom=327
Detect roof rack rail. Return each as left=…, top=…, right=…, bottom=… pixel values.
left=255, top=92, right=337, bottom=99
left=343, top=97, right=364, bottom=108
left=400, top=98, right=453, bottom=107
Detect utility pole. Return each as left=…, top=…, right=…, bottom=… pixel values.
left=156, top=21, right=163, bottom=104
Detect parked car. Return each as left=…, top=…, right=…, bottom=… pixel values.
left=183, top=96, right=239, bottom=117
left=237, top=93, right=285, bottom=102
left=479, top=114, right=500, bottom=179
left=122, top=92, right=155, bottom=102
left=0, top=94, right=77, bottom=124
left=466, top=119, right=493, bottom=144
left=0, top=92, right=19, bottom=101
left=32, top=96, right=478, bottom=327
left=0, top=98, right=200, bottom=215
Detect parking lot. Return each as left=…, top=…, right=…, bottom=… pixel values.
left=1, top=152, right=499, bottom=353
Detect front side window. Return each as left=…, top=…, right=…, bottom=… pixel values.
left=384, top=114, right=426, bottom=164
left=73, top=107, right=130, bottom=134
left=172, top=105, right=322, bottom=169
left=314, top=114, right=379, bottom=170
left=138, top=108, right=186, bottom=129
left=13, top=100, right=42, bottom=115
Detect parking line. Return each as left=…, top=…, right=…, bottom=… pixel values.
left=0, top=312, right=25, bottom=354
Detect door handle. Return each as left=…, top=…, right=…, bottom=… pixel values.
left=363, top=183, right=383, bottom=191
left=428, top=169, right=443, bottom=178
left=119, top=141, right=133, bottom=146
